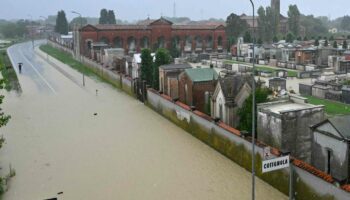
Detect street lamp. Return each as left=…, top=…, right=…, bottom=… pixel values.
left=40, top=16, right=48, bottom=43
left=71, top=10, right=85, bottom=87
left=27, top=14, right=34, bottom=49
left=249, top=1, right=256, bottom=200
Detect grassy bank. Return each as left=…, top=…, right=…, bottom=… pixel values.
left=0, top=50, right=21, bottom=92
left=305, top=95, right=350, bottom=116
left=40, top=45, right=97, bottom=77
left=39, top=44, right=122, bottom=88
left=225, top=60, right=298, bottom=77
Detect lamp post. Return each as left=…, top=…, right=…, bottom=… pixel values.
left=71, top=10, right=85, bottom=87
left=249, top=1, right=256, bottom=200
left=40, top=16, right=48, bottom=44
left=27, top=14, right=34, bottom=49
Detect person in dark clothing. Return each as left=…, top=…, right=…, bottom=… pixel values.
left=18, top=63, right=22, bottom=73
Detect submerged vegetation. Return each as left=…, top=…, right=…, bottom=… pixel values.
left=0, top=50, right=21, bottom=92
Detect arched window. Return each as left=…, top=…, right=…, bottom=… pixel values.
left=86, top=39, right=93, bottom=50
left=218, top=98, right=223, bottom=120
left=157, top=36, right=165, bottom=48
left=185, top=36, right=192, bottom=47
left=218, top=36, right=223, bottom=47
left=99, top=37, right=109, bottom=45
left=172, top=36, right=180, bottom=49
left=206, top=35, right=213, bottom=49
left=141, top=36, right=149, bottom=48
left=127, top=36, right=136, bottom=52
left=185, top=84, right=188, bottom=105
left=195, top=36, right=203, bottom=48
left=113, top=37, right=123, bottom=48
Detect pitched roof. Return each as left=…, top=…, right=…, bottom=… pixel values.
left=159, top=63, right=192, bottom=70
left=219, top=74, right=252, bottom=102
left=328, top=115, right=350, bottom=140
left=94, top=24, right=150, bottom=30
left=172, top=24, right=224, bottom=30
left=185, top=68, right=218, bottom=82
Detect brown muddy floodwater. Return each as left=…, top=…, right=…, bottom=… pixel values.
left=0, top=43, right=287, bottom=200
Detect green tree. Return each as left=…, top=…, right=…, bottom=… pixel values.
left=257, top=6, right=267, bottom=42
left=225, top=13, right=248, bottom=45
left=140, top=48, right=153, bottom=86
left=333, top=41, right=338, bottom=48
left=243, top=31, right=252, bottom=43
left=286, top=32, right=295, bottom=43
left=343, top=40, right=348, bottom=49
left=0, top=58, right=11, bottom=193
left=340, top=15, right=350, bottom=31
left=153, top=48, right=171, bottom=90
left=237, top=88, right=270, bottom=133
left=258, top=6, right=276, bottom=42
left=324, top=40, right=329, bottom=47
left=303, top=36, right=308, bottom=41
left=329, top=35, right=334, bottom=41
left=288, top=5, right=301, bottom=36
left=99, top=9, right=108, bottom=24
left=55, top=10, right=68, bottom=35
left=273, top=35, right=279, bottom=43
left=107, top=10, right=116, bottom=24
left=300, top=15, right=328, bottom=37
left=314, top=39, right=319, bottom=46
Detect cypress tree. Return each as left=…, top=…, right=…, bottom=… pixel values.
left=55, top=10, right=68, bottom=35
left=108, top=10, right=116, bottom=24
left=153, top=48, right=171, bottom=90
left=99, top=9, right=108, bottom=24
left=140, top=48, right=153, bottom=86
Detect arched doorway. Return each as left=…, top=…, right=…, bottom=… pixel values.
left=141, top=36, right=149, bottom=49
left=113, top=37, right=123, bottom=48
left=127, top=36, right=136, bottom=52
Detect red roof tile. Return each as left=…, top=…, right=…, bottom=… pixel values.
left=193, top=110, right=213, bottom=121
left=293, top=159, right=334, bottom=183
left=217, top=122, right=241, bottom=136
left=175, top=101, right=191, bottom=111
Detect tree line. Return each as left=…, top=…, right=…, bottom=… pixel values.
left=141, top=48, right=171, bottom=90
left=225, top=4, right=350, bottom=45
left=54, top=9, right=117, bottom=35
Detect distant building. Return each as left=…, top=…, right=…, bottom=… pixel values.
left=310, top=115, right=350, bottom=183
left=257, top=95, right=324, bottom=163
left=78, top=17, right=227, bottom=56
left=328, top=28, right=338, bottom=34
left=211, top=73, right=252, bottom=127
left=159, top=63, right=192, bottom=99
left=178, top=68, right=218, bottom=113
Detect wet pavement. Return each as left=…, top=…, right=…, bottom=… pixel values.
left=0, top=41, right=287, bottom=200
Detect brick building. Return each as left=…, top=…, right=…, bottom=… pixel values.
left=178, top=68, right=218, bottom=113
left=78, top=17, right=227, bottom=56
left=159, top=63, right=192, bottom=99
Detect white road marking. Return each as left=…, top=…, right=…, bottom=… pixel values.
left=19, top=49, right=58, bottom=94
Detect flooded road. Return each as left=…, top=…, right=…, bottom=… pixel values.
left=0, top=41, right=287, bottom=200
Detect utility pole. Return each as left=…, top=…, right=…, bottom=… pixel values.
left=249, top=1, right=256, bottom=200
left=72, top=10, right=85, bottom=87
left=28, top=14, right=34, bottom=49
left=40, top=16, right=48, bottom=44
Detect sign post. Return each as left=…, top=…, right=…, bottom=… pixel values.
left=262, top=155, right=292, bottom=199
left=262, top=155, right=290, bottom=173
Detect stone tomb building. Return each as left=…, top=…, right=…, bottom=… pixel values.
left=310, top=115, right=350, bottom=183
left=257, top=95, right=324, bottom=163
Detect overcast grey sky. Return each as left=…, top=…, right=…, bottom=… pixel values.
left=0, top=0, right=348, bottom=21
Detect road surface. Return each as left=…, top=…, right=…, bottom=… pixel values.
left=0, top=41, right=287, bottom=200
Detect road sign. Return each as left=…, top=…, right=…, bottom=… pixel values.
left=262, top=155, right=290, bottom=173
